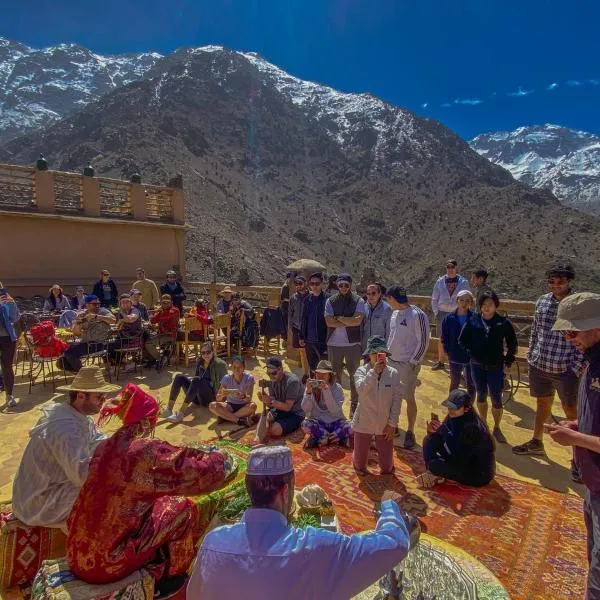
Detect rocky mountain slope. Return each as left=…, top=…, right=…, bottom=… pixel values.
left=471, top=124, right=600, bottom=215
left=2, top=45, right=600, bottom=298
left=0, top=37, right=161, bottom=143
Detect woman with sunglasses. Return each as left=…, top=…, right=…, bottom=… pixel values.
left=162, top=342, right=227, bottom=423
left=459, top=291, right=518, bottom=444
left=92, top=270, right=119, bottom=309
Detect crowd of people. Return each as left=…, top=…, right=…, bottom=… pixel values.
left=2, top=259, right=600, bottom=598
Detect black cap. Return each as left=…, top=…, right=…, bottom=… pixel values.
left=446, top=259, right=458, bottom=267
left=266, top=356, right=283, bottom=369
left=442, top=389, right=472, bottom=410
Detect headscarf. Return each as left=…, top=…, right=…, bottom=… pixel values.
left=98, top=383, right=159, bottom=430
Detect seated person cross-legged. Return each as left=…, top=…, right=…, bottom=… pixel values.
left=208, top=355, right=257, bottom=427
left=301, top=360, right=352, bottom=449
left=58, top=295, right=116, bottom=373
left=162, top=342, right=228, bottom=423
left=419, top=389, right=496, bottom=489
left=255, top=356, right=305, bottom=443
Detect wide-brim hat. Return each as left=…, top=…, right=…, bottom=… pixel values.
left=315, top=360, right=334, bottom=373
left=552, top=292, right=600, bottom=331
left=57, top=366, right=120, bottom=393
left=220, top=286, right=233, bottom=295
left=364, top=336, right=391, bottom=356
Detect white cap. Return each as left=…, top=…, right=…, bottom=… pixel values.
left=246, top=446, right=293, bottom=476
left=457, top=290, right=475, bottom=300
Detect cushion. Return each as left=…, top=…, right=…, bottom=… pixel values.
left=0, top=511, right=66, bottom=590
left=31, top=558, right=153, bottom=600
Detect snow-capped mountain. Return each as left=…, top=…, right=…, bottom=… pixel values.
left=471, top=124, right=600, bottom=215
left=0, top=37, right=162, bottom=143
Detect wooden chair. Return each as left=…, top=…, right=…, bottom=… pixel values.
left=177, top=316, right=208, bottom=367
left=210, top=313, right=231, bottom=358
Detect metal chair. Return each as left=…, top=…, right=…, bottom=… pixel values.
left=110, top=331, right=145, bottom=380
left=24, top=334, right=68, bottom=393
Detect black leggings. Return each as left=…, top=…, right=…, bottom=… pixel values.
left=0, top=336, right=17, bottom=395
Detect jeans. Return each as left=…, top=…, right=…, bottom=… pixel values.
left=585, top=490, right=600, bottom=600
left=449, top=361, right=476, bottom=400
left=328, top=344, right=362, bottom=411
left=59, top=341, right=105, bottom=373
left=470, top=362, right=504, bottom=409
left=167, top=373, right=215, bottom=409
left=0, top=337, right=16, bottom=395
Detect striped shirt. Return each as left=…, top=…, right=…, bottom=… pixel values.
left=528, top=292, right=585, bottom=376
left=387, top=305, right=430, bottom=365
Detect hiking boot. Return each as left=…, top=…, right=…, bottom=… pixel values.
left=166, top=411, right=183, bottom=423
left=160, top=407, right=172, bottom=419
left=431, top=361, right=445, bottom=371
left=571, top=460, right=583, bottom=484
left=6, top=395, right=17, bottom=408
left=512, top=438, right=545, bottom=455
left=493, top=427, right=507, bottom=444
left=403, top=430, right=416, bottom=449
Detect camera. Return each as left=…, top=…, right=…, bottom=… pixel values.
left=258, top=379, right=270, bottom=388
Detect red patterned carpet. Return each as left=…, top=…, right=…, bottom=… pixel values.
left=237, top=430, right=588, bottom=600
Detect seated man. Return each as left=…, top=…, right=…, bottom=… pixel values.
left=67, top=383, right=230, bottom=592
left=144, top=294, right=180, bottom=368
left=208, top=355, right=257, bottom=427
left=129, top=288, right=149, bottom=321
left=189, top=446, right=419, bottom=599
left=107, top=294, right=143, bottom=373
left=419, top=389, right=496, bottom=489
left=255, top=356, right=304, bottom=443
left=58, top=295, right=116, bottom=373
left=161, top=341, right=227, bottom=423
left=11, top=367, right=119, bottom=531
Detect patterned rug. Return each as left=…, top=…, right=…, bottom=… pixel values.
left=234, top=429, right=588, bottom=600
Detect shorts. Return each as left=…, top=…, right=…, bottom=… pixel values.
left=291, top=327, right=301, bottom=349
left=227, top=401, right=247, bottom=413
left=388, top=359, right=420, bottom=402
left=528, top=363, right=579, bottom=407
left=272, top=410, right=304, bottom=435
left=436, top=311, right=451, bottom=337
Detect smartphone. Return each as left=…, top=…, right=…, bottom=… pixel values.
left=430, top=412, right=439, bottom=422
left=376, top=352, right=387, bottom=362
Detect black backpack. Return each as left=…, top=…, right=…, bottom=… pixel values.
left=241, top=309, right=259, bottom=348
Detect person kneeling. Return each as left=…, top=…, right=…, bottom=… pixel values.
left=419, top=389, right=495, bottom=489
left=209, top=355, right=257, bottom=427
left=301, top=360, right=351, bottom=449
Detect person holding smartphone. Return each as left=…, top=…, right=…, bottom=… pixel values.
left=301, top=360, right=351, bottom=449
left=0, top=283, right=21, bottom=407
left=352, top=336, right=402, bottom=476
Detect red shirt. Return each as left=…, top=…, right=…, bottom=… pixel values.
left=150, top=306, right=180, bottom=335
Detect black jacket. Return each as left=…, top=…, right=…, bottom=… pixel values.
left=92, top=279, right=118, bottom=308
left=300, top=292, right=328, bottom=348
left=441, top=309, right=473, bottom=364
left=160, top=281, right=186, bottom=312
left=260, top=307, right=286, bottom=338
left=458, top=312, right=518, bottom=368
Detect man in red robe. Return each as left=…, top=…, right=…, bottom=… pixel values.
left=66, top=384, right=230, bottom=592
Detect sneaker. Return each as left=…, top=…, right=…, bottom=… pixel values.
left=512, top=438, right=545, bottom=455
left=403, top=430, right=416, bottom=449
left=6, top=395, right=17, bottom=408
left=571, top=460, right=583, bottom=484
left=237, top=417, right=250, bottom=428
left=160, top=407, right=172, bottom=419
left=493, top=427, right=507, bottom=444
left=417, top=470, right=444, bottom=489
left=166, top=411, right=183, bottom=423
left=431, top=361, right=445, bottom=371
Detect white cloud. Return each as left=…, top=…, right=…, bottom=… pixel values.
left=547, top=82, right=559, bottom=90
left=453, top=98, right=483, bottom=105
left=421, top=102, right=428, bottom=108
left=567, top=80, right=582, bottom=87
left=441, top=102, right=451, bottom=108
left=507, top=86, right=533, bottom=97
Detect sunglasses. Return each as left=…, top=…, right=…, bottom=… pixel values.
left=561, top=330, right=579, bottom=339
left=266, top=369, right=279, bottom=376
left=201, top=350, right=213, bottom=355
left=102, top=273, right=110, bottom=276
left=337, top=282, right=350, bottom=288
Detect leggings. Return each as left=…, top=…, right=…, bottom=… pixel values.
left=302, top=418, right=352, bottom=443
left=449, top=361, right=476, bottom=400
left=167, top=374, right=215, bottom=409
left=0, top=337, right=16, bottom=395
left=470, top=362, right=504, bottom=409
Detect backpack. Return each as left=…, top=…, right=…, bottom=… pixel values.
left=241, top=310, right=259, bottom=349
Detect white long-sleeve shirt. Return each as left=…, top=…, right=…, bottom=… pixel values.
left=387, top=305, right=430, bottom=365
left=431, top=275, right=470, bottom=315
left=12, top=402, right=105, bottom=529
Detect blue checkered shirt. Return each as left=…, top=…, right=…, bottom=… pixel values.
left=527, top=292, right=585, bottom=376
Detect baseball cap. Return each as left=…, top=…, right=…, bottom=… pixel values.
left=442, top=389, right=473, bottom=410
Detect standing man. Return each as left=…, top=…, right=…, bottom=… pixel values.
left=324, top=274, right=366, bottom=416
left=92, top=269, right=118, bottom=309
left=189, top=446, right=419, bottom=600
left=160, top=270, right=186, bottom=314
left=513, top=264, right=585, bottom=467
left=0, top=284, right=20, bottom=408
left=289, top=275, right=309, bottom=374
left=362, top=282, right=393, bottom=353
left=280, top=272, right=292, bottom=343
left=431, top=259, right=470, bottom=370
left=545, top=292, right=600, bottom=600
left=300, top=272, right=328, bottom=373
left=385, top=285, right=430, bottom=449
left=132, top=267, right=160, bottom=310
left=470, top=268, right=494, bottom=310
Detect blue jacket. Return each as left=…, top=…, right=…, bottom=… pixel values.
left=0, top=299, right=21, bottom=342
left=300, top=292, right=327, bottom=348
left=441, top=309, right=473, bottom=364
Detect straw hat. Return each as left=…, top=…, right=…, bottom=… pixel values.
left=315, top=360, right=335, bottom=374
left=57, top=366, right=120, bottom=393
left=220, top=286, right=233, bottom=295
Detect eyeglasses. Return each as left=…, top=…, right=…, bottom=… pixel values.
left=561, top=330, right=579, bottom=339
left=201, top=350, right=213, bottom=355
left=337, top=283, right=350, bottom=289
left=266, top=369, right=279, bottom=376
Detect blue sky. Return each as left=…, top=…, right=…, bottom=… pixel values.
left=2, top=0, right=599, bottom=139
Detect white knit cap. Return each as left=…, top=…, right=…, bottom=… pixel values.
left=457, top=290, right=475, bottom=300
left=246, top=446, right=294, bottom=476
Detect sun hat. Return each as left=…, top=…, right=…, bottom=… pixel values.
left=246, top=446, right=294, bottom=476
left=57, top=366, right=120, bottom=393
left=315, top=360, right=334, bottom=373
left=220, top=286, right=233, bottom=295
left=552, top=292, right=600, bottom=332
left=442, top=389, right=473, bottom=410
left=98, top=383, right=159, bottom=428
left=364, top=336, right=391, bottom=356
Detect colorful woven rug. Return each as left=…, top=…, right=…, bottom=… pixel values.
left=235, top=430, right=587, bottom=600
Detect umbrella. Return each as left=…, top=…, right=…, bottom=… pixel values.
left=286, top=258, right=326, bottom=273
